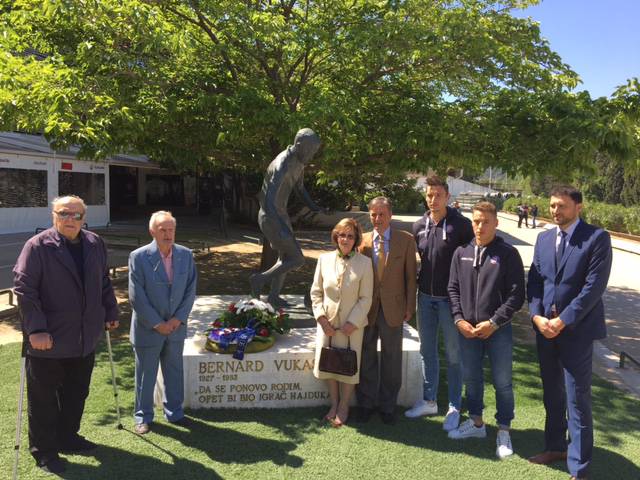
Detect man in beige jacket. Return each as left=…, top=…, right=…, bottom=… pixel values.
left=356, top=197, right=417, bottom=424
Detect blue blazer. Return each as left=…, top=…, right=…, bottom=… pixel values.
left=527, top=220, right=612, bottom=343
left=129, top=241, right=197, bottom=347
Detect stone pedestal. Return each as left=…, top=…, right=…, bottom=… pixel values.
left=155, top=295, right=422, bottom=409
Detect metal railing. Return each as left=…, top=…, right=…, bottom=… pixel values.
left=0, top=289, right=15, bottom=306
left=619, top=351, right=640, bottom=370
left=0, top=289, right=18, bottom=321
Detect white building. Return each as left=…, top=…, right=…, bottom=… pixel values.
left=412, top=173, right=496, bottom=199
left=0, top=132, right=171, bottom=234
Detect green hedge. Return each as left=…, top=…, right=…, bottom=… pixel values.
left=582, top=202, right=640, bottom=235
left=485, top=196, right=505, bottom=211
left=623, top=207, right=640, bottom=235
left=363, top=178, right=425, bottom=214
left=503, top=196, right=640, bottom=236
left=581, top=203, right=625, bottom=232
left=503, top=196, right=548, bottom=214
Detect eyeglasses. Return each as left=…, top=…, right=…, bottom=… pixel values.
left=337, top=233, right=355, bottom=240
left=54, top=211, right=84, bottom=221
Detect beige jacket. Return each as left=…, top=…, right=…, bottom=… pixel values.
left=310, top=250, right=373, bottom=328
left=359, top=229, right=417, bottom=327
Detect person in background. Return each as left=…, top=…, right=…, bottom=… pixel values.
left=531, top=204, right=539, bottom=228
left=517, top=203, right=525, bottom=228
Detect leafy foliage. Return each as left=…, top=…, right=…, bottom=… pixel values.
left=0, top=1, right=638, bottom=180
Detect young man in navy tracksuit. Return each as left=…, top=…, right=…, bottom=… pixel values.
left=405, top=175, right=474, bottom=432
left=447, top=201, right=525, bottom=459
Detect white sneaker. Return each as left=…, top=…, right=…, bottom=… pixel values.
left=496, top=430, right=513, bottom=459
left=442, top=407, right=460, bottom=432
left=404, top=399, right=438, bottom=418
left=448, top=419, right=487, bottom=439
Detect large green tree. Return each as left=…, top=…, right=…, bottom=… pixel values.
left=0, top=0, right=637, bottom=181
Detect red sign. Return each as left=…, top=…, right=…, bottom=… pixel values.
left=61, top=162, right=73, bottom=170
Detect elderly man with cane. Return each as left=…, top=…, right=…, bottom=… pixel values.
left=13, top=195, right=119, bottom=474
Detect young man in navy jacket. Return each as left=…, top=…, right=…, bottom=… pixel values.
left=447, top=201, right=525, bottom=459
left=405, top=175, right=473, bottom=432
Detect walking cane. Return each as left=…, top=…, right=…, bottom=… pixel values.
left=105, top=330, right=123, bottom=430
left=12, top=336, right=27, bottom=480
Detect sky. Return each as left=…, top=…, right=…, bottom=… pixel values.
left=515, top=0, right=640, bottom=98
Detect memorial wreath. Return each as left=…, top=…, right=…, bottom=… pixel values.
left=205, top=299, right=291, bottom=359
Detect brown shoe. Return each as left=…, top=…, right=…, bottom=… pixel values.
left=134, top=423, right=150, bottom=435
left=528, top=450, right=567, bottom=464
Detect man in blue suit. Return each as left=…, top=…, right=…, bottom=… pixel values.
left=129, top=211, right=197, bottom=434
left=527, top=186, right=612, bottom=480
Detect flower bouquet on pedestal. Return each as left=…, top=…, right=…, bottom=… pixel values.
left=204, top=299, right=291, bottom=359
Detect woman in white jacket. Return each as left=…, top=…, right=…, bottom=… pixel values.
left=310, top=218, right=373, bottom=427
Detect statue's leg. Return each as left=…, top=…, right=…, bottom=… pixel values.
left=267, top=274, right=288, bottom=307
left=249, top=271, right=266, bottom=299
left=265, top=243, right=305, bottom=307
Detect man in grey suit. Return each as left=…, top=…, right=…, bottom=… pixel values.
left=129, top=211, right=197, bottom=434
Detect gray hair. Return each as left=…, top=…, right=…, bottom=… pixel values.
left=149, top=210, right=177, bottom=231
left=52, top=195, right=86, bottom=213
left=368, top=196, right=393, bottom=212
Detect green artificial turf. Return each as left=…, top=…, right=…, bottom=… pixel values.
left=1, top=338, right=638, bottom=479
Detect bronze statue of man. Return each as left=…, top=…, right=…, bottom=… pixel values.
left=250, top=128, right=322, bottom=307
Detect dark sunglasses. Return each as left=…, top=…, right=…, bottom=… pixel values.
left=55, top=211, right=84, bottom=221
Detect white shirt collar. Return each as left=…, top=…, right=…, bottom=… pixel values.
left=557, top=218, right=580, bottom=240
left=373, top=227, right=390, bottom=242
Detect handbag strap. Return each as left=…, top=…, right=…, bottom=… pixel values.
left=328, top=331, right=351, bottom=350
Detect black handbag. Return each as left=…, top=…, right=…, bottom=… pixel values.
left=318, top=335, right=358, bottom=376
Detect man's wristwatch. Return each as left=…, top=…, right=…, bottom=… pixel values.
left=489, top=319, right=499, bottom=331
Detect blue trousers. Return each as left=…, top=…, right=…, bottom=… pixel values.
left=133, top=339, right=185, bottom=424
left=417, top=292, right=463, bottom=410
left=536, top=334, right=594, bottom=479
left=459, top=324, right=514, bottom=427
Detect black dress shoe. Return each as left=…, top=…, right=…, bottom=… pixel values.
left=355, top=407, right=375, bottom=423
left=59, top=435, right=98, bottom=454
left=37, top=455, right=66, bottom=474
left=380, top=411, right=397, bottom=425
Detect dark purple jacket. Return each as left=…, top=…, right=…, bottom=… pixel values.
left=13, top=227, right=118, bottom=358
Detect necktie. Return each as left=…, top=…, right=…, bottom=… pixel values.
left=556, top=230, right=567, bottom=272
left=376, top=236, right=386, bottom=281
